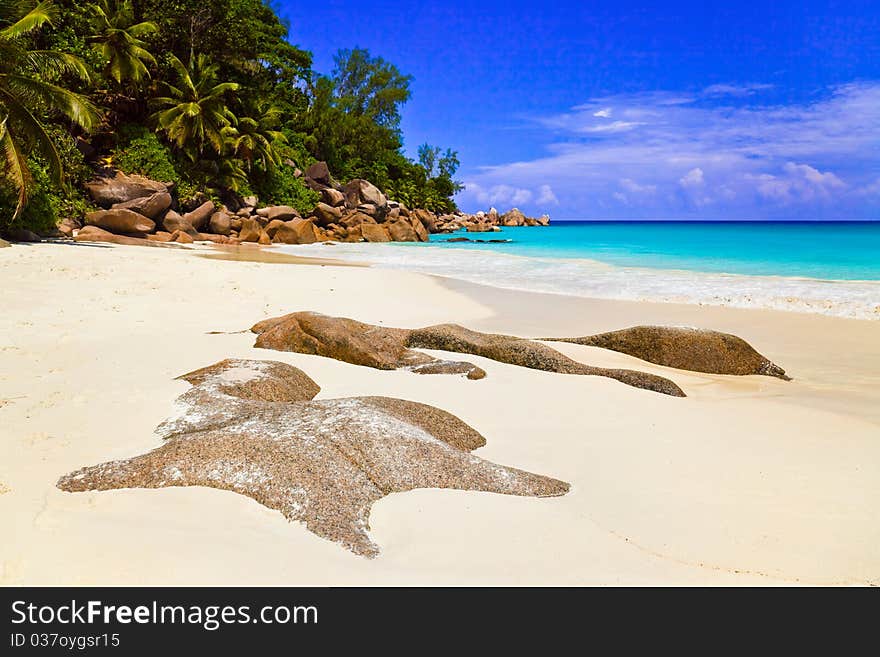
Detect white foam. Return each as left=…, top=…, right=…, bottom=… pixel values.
left=277, top=243, right=880, bottom=320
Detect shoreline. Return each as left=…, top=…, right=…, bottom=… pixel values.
left=1, top=243, right=878, bottom=585
left=270, top=241, right=880, bottom=320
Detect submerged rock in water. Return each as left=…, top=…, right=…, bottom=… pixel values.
left=57, top=358, right=568, bottom=557
left=251, top=311, right=685, bottom=396
left=546, top=326, right=790, bottom=379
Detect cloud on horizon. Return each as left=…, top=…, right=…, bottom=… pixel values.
left=456, top=82, right=880, bottom=219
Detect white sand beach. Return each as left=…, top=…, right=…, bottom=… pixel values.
left=1, top=242, right=878, bottom=585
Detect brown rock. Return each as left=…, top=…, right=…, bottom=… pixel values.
left=386, top=219, right=419, bottom=242
left=265, top=205, right=300, bottom=221
left=466, top=222, right=493, bottom=233
left=312, top=202, right=344, bottom=226
left=343, top=179, right=387, bottom=209
left=57, top=217, right=80, bottom=237
left=85, top=208, right=156, bottom=234
left=170, top=229, right=194, bottom=244
left=0, top=237, right=11, bottom=247
left=356, top=203, right=378, bottom=218
left=263, top=219, right=286, bottom=239
left=305, top=161, right=332, bottom=187
left=411, top=217, right=429, bottom=242
left=84, top=171, right=168, bottom=207
left=74, top=225, right=164, bottom=247
left=547, top=326, right=790, bottom=379
left=339, top=225, right=363, bottom=242
left=162, top=210, right=197, bottom=236
left=195, top=233, right=228, bottom=244
left=340, top=211, right=375, bottom=229
left=183, top=201, right=215, bottom=231
left=208, top=211, right=232, bottom=235
left=252, top=313, right=448, bottom=372
left=501, top=208, right=527, bottom=226
left=252, top=312, right=685, bottom=396
left=110, top=191, right=172, bottom=220
left=320, top=187, right=345, bottom=207
left=230, top=217, right=243, bottom=231
left=57, top=358, right=567, bottom=558
left=239, top=218, right=262, bottom=242
left=412, top=208, right=437, bottom=233
left=258, top=230, right=272, bottom=245
left=273, top=219, right=319, bottom=245
left=147, top=231, right=173, bottom=242
left=361, top=223, right=391, bottom=242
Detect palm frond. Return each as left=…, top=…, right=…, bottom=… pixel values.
left=24, top=50, right=91, bottom=81
left=4, top=74, right=100, bottom=130
left=0, top=1, right=58, bottom=40
left=0, top=116, right=32, bottom=219
left=0, top=87, right=63, bottom=183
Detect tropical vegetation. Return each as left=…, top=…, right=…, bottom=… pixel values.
left=0, top=0, right=462, bottom=235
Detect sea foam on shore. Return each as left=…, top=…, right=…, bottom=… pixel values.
left=276, top=242, right=880, bottom=319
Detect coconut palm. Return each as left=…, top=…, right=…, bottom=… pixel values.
left=0, top=0, right=98, bottom=218
left=151, top=54, right=239, bottom=161
left=221, top=103, right=286, bottom=172
left=89, top=0, right=158, bottom=87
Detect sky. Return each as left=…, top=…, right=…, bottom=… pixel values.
left=276, top=1, right=880, bottom=220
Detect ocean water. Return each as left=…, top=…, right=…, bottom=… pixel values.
left=277, top=221, right=880, bottom=319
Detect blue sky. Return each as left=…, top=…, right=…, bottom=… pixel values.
left=276, top=1, right=880, bottom=219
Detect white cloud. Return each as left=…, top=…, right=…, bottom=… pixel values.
left=703, top=83, right=774, bottom=97
left=583, top=121, right=645, bottom=133
left=536, top=184, right=559, bottom=205
left=620, top=178, right=656, bottom=194
left=593, top=108, right=612, bottom=118
left=679, top=168, right=704, bottom=188
left=456, top=82, right=880, bottom=218
left=747, top=162, right=845, bottom=204
left=858, top=178, right=880, bottom=197
left=462, top=182, right=543, bottom=209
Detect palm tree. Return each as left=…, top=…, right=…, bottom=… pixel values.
left=151, top=54, right=239, bottom=161
left=222, top=101, right=286, bottom=172
left=0, top=0, right=99, bottom=219
left=89, top=0, right=158, bottom=87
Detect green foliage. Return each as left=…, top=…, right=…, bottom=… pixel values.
left=302, top=49, right=459, bottom=213
left=112, top=124, right=199, bottom=201
left=113, top=125, right=177, bottom=182
left=152, top=53, right=239, bottom=160
left=1, top=153, right=94, bottom=234
left=0, top=0, right=99, bottom=220
left=252, top=164, right=319, bottom=215
left=2, top=0, right=461, bottom=229
left=89, top=0, right=158, bottom=87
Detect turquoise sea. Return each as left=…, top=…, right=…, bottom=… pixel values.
left=278, top=221, right=880, bottom=319
left=425, top=221, right=880, bottom=281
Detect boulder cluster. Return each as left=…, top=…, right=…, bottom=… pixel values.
left=433, top=207, right=550, bottom=233
left=63, top=161, right=550, bottom=248
left=250, top=311, right=687, bottom=397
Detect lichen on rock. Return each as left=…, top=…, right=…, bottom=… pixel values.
left=57, top=358, right=569, bottom=557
